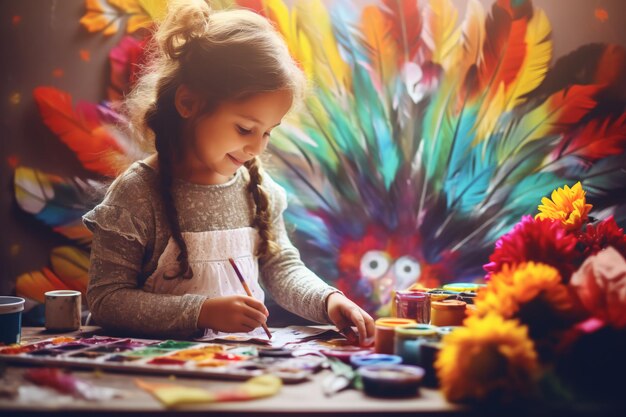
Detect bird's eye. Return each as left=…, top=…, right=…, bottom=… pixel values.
left=393, top=255, right=421, bottom=288
left=360, top=250, right=391, bottom=280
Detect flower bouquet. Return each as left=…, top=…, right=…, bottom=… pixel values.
left=436, top=182, right=626, bottom=406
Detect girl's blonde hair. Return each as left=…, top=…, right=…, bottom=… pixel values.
left=125, top=0, right=305, bottom=278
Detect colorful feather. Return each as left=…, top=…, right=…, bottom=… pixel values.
left=14, top=167, right=95, bottom=245
left=16, top=268, right=70, bottom=304
left=33, top=87, right=126, bottom=178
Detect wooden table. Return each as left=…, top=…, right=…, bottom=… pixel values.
left=0, top=326, right=469, bottom=417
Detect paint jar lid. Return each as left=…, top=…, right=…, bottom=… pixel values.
left=350, top=353, right=403, bottom=367
left=358, top=364, right=425, bottom=382
left=442, top=283, right=485, bottom=293
left=395, top=324, right=438, bottom=338
left=0, top=296, right=25, bottom=315
left=45, top=290, right=81, bottom=297
left=375, top=318, right=416, bottom=328
left=431, top=300, right=466, bottom=310
left=395, top=291, right=427, bottom=301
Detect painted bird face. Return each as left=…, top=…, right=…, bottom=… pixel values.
left=335, top=225, right=446, bottom=317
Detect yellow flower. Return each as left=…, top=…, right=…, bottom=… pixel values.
left=436, top=314, right=538, bottom=403
left=535, top=182, right=592, bottom=231
left=474, top=262, right=573, bottom=319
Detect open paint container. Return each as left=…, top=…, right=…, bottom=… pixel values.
left=358, top=364, right=425, bottom=398
left=0, top=296, right=25, bottom=344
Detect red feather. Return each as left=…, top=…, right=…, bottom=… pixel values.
left=550, top=84, right=601, bottom=127
left=492, top=18, right=527, bottom=89
left=381, top=0, right=422, bottom=64
left=555, top=113, right=626, bottom=162
left=478, top=3, right=512, bottom=92
left=33, top=87, right=124, bottom=177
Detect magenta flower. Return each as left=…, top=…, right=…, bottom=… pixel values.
left=484, top=216, right=579, bottom=283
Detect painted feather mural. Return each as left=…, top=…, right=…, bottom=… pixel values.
left=13, top=0, right=626, bottom=318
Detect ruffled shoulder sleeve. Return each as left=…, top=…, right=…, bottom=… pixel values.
left=83, top=163, right=156, bottom=247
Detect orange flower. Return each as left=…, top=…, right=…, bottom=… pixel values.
left=475, top=262, right=573, bottom=319
left=436, top=314, right=538, bottom=403
left=535, top=182, right=592, bottom=231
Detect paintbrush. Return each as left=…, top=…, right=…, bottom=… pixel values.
left=228, top=258, right=272, bottom=339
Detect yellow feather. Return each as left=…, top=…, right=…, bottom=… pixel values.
left=476, top=81, right=505, bottom=145
left=295, top=0, right=351, bottom=91
left=264, top=0, right=314, bottom=81
left=504, top=8, right=552, bottom=111
left=264, top=0, right=293, bottom=44
left=50, top=247, right=90, bottom=295
left=455, top=0, right=485, bottom=72
left=425, top=0, right=461, bottom=71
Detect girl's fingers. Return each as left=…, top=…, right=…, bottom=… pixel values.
left=242, top=296, right=270, bottom=316
left=348, top=307, right=368, bottom=345
left=362, top=309, right=375, bottom=339
left=243, top=306, right=268, bottom=326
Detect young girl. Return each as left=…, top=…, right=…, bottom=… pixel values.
left=83, top=0, right=374, bottom=345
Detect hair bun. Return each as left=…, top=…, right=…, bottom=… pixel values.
left=156, top=0, right=212, bottom=60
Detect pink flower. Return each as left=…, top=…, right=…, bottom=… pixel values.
left=484, top=216, right=579, bottom=282
left=570, top=246, right=626, bottom=328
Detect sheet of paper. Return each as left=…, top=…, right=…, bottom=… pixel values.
left=194, top=325, right=344, bottom=347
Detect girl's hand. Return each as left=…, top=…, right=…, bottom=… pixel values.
left=326, top=292, right=375, bottom=347
left=197, top=295, right=269, bottom=333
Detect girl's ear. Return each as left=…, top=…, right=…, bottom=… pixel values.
left=174, top=84, right=201, bottom=118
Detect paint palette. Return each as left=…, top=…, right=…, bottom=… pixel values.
left=0, top=336, right=326, bottom=383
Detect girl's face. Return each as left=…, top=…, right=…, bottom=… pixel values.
left=177, top=89, right=293, bottom=185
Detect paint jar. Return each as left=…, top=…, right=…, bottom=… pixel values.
left=374, top=318, right=416, bottom=354
left=358, top=364, right=425, bottom=398
left=0, top=296, right=25, bottom=344
left=393, top=324, right=438, bottom=366
left=419, top=341, right=443, bottom=388
left=430, top=300, right=467, bottom=327
left=45, top=290, right=81, bottom=332
left=394, top=291, right=430, bottom=323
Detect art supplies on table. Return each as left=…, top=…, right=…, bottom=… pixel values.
left=394, top=290, right=430, bottom=323
left=374, top=318, right=416, bottom=354
left=357, top=364, right=425, bottom=398
left=430, top=300, right=467, bottom=326
left=0, top=334, right=327, bottom=383
left=0, top=296, right=24, bottom=344
left=393, top=324, right=438, bottom=366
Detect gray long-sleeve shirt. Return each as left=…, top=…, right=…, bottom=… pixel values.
left=83, top=161, right=339, bottom=339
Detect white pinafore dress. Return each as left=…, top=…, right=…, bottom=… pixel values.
left=142, top=227, right=266, bottom=338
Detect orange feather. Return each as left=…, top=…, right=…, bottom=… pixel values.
left=381, top=0, right=422, bottom=64
left=33, top=87, right=124, bottom=178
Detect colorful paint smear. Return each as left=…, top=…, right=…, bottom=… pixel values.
left=123, top=348, right=173, bottom=358
left=105, top=355, right=141, bottom=363
left=70, top=351, right=105, bottom=359
left=154, top=340, right=197, bottom=350
left=147, top=357, right=187, bottom=366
